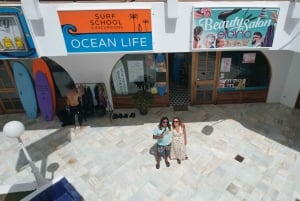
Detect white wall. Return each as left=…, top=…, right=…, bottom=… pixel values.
left=50, top=53, right=124, bottom=106
left=50, top=50, right=296, bottom=108
left=20, top=1, right=300, bottom=56
left=263, top=50, right=293, bottom=103
left=281, top=2, right=300, bottom=51
left=281, top=52, right=300, bottom=107
left=50, top=54, right=123, bottom=84
left=18, top=1, right=300, bottom=108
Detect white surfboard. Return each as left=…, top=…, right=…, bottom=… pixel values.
left=112, top=60, right=128, bottom=95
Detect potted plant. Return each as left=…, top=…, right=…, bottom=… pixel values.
left=132, top=75, right=154, bottom=115
left=132, top=90, right=153, bottom=115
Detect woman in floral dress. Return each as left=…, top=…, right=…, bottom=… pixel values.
left=170, top=117, right=188, bottom=164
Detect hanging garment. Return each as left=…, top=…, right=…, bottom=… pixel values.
left=82, top=86, right=94, bottom=116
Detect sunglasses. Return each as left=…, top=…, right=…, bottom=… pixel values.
left=162, top=120, right=168, bottom=123
left=173, top=120, right=179, bottom=123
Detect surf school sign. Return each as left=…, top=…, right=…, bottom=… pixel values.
left=58, top=9, right=152, bottom=53
left=192, top=7, right=280, bottom=49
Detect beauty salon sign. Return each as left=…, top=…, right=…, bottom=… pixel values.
left=58, top=9, right=152, bottom=53
left=192, top=7, right=280, bottom=49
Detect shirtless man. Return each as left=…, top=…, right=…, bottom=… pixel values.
left=66, top=83, right=84, bottom=127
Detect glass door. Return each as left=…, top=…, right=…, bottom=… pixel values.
left=190, top=52, right=220, bottom=104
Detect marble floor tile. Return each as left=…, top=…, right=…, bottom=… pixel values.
left=0, top=103, right=300, bottom=200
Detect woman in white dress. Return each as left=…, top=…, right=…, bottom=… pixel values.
left=170, top=117, right=188, bottom=164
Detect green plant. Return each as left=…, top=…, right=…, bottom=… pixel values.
left=132, top=91, right=153, bottom=115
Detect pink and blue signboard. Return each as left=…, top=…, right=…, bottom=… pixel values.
left=192, top=7, right=280, bottom=49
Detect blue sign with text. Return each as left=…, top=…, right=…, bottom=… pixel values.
left=62, top=24, right=152, bottom=52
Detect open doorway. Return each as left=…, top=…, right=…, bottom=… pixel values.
left=168, top=53, right=191, bottom=106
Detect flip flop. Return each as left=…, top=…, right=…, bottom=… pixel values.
left=112, top=113, right=118, bottom=119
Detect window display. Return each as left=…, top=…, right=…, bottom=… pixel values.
left=218, top=51, right=270, bottom=91
left=111, top=53, right=167, bottom=96
left=0, top=14, right=28, bottom=51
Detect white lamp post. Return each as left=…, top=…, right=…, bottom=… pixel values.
left=3, top=121, right=48, bottom=188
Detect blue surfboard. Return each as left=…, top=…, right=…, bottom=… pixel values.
left=12, top=62, right=38, bottom=119
left=35, top=71, right=54, bottom=121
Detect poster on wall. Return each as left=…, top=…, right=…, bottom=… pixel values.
left=57, top=9, right=153, bottom=53
left=0, top=7, right=37, bottom=59
left=218, top=79, right=246, bottom=89
left=192, top=7, right=280, bottom=50
left=242, top=53, right=256, bottom=63
left=220, top=57, right=232, bottom=72
left=127, top=60, right=144, bottom=82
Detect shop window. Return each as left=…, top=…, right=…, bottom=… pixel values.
left=0, top=60, right=23, bottom=113
left=218, top=51, right=270, bottom=91
left=111, top=53, right=167, bottom=96
left=0, top=92, right=22, bottom=109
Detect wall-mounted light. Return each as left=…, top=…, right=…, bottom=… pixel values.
left=167, top=0, right=178, bottom=19
left=290, top=1, right=300, bottom=18
left=21, top=0, right=42, bottom=20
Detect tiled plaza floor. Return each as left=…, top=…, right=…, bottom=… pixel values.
left=0, top=103, right=300, bottom=201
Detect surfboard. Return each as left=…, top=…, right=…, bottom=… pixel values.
left=112, top=60, right=128, bottom=95
left=35, top=71, right=54, bottom=121
left=12, top=62, right=38, bottom=119
left=32, top=58, right=56, bottom=113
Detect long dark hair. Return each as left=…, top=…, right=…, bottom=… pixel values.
left=194, top=26, right=203, bottom=41
left=159, top=116, right=171, bottom=130
left=172, top=116, right=182, bottom=129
